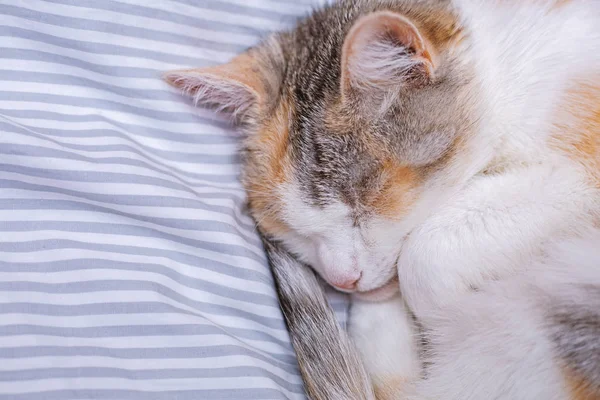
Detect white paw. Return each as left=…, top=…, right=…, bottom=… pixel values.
left=349, top=295, right=421, bottom=399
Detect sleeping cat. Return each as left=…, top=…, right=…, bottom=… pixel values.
left=164, top=0, right=600, bottom=398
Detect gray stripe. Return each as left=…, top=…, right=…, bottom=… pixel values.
left=0, top=324, right=291, bottom=350
left=4, top=135, right=238, bottom=172
left=0, top=179, right=253, bottom=230
left=0, top=48, right=183, bottom=78
left=0, top=163, right=237, bottom=191
left=0, top=178, right=253, bottom=230
left=1, top=141, right=240, bottom=172
left=0, top=194, right=255, bottom=240
left=0, top=345, right=296, bottom=369
left=41, top=0, right=272, bottom=35
left=0, top=280, right=285, bottom=330
left=0, top=301, right=274, bottom=319
left=0, top=258, right=273, bottom=304
left=0, top=253, right=273, bottom=302
left=0, top=198, right=261, bottom=257
left=0, top=219, right=261, bottom=260
left=0, top=367, right=303, bottom=393
left=0, top=282, right=282, bottom=329
left=0, top=299, right=345, bottom=327
left=0, top=239, right=271, bottom=283
left=173, top=0, right=303, bottom=19
left=0, top=122, right=242, bottom=165
left=0, top=4, right=249, bottom=53
left=1, top=139, right=240, bottom=182
left=0, top=280, right=347, bottom=320
left=0, top=388, right=293, bottom=400
left=2, top=91, right=216, bottom=124
left=0, top=70, right=184, bottom=102
left=0, top=109, right=238, bottom=145
left=0, top=26, right=213, bottom=66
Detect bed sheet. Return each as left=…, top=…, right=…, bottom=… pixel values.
left=0, top=1, right=347, bottom=399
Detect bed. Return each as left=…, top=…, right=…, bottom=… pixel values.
left=0, top=1, right=348, bottom=399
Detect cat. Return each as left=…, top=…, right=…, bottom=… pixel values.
left=164, top=0, right=600, bottom=398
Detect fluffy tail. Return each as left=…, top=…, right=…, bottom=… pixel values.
left=262, top=236, right=375, bottom=400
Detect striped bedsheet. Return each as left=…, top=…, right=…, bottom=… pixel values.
left=0, top=1, right=348, bottom=399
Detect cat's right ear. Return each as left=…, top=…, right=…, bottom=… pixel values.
left=341, top=11, right=436, bottom=101
left=163, top=52, right=267, bottom=119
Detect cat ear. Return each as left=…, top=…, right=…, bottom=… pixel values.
left=163, top=53, right=266, bottom=118
left=341, top=11, right=435, bottom=99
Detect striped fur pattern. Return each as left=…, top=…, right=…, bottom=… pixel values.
left=166, top=0, right=600, bottom=398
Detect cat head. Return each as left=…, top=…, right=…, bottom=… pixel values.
left=165, top=1, right=479, bottom=297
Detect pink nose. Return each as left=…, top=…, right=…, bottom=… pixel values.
left=332, top=276, right=360, bottom=291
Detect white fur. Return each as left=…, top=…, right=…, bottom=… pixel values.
left=404, top=231, right=600, bottom=400
left=349, top=295, right=421, bottom=398
left=398, top=163, right=596, bottom=317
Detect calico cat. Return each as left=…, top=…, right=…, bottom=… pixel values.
left=164, top=0, right=600, bottom=398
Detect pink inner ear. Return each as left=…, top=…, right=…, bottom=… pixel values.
left=341, top=11, right=435, bottom=94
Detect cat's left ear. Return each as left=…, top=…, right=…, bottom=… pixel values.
left=163, top=52, right=268, bottom=119
left=341, top=11, right=436, bottom=100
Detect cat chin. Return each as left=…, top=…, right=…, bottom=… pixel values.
left=352, top=277, right=399, bottom=302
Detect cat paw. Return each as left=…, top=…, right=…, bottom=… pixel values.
left=349, top=295, right=421, bottom=399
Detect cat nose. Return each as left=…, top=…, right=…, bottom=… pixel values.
left=332, top=273, right=361, bottom=291
left=334, top=279, right=358, bottom=290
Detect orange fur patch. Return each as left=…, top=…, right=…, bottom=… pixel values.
left=244, top=97, right=293, bottom=236
left=412, top=8, right=463, bottom=50
left=551, top=79, right=600, bottom=187
left=199, top=53, right=266, bottom=99
left=564, top=369, right=600, bottom=400
left=373, top=376, right=406, bottom=400
left=369, top=160, right=420, bottom=219
left=382, top=2, right=463, bottom=50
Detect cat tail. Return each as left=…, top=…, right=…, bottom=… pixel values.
left=262, top=236, right=375, bottom=400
